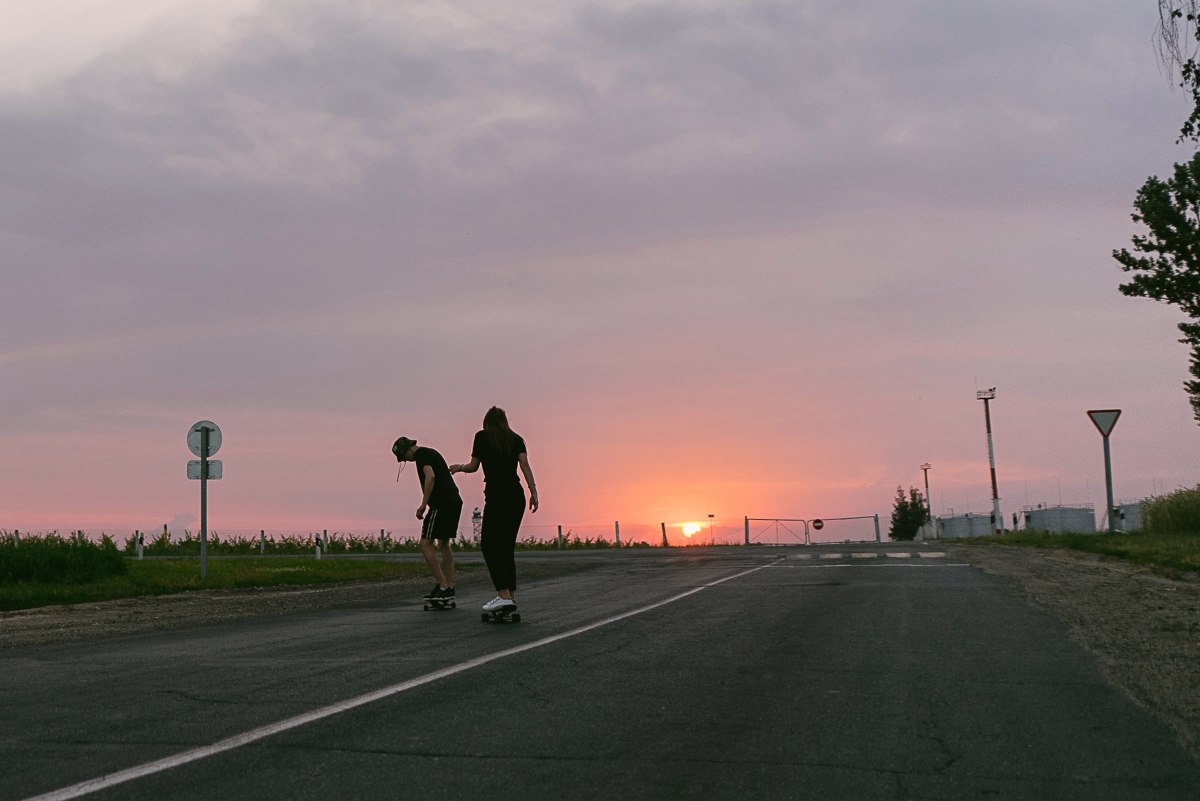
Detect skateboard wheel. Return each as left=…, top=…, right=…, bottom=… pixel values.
left=511, top=613, right=521, bottom=623
left=481, top=613, right=489, bottom=622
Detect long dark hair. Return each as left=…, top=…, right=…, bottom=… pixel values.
left=483, top=406, right=522, bottom=455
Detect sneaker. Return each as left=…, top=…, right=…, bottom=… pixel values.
left=482, top=596, right=516, bottom=612
left=423, top=584, right=442, bottom=601
left=442, top=586, right=456, bottom=600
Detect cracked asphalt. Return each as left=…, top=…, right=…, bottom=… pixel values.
left=3, top=546, right=1199, bottom=800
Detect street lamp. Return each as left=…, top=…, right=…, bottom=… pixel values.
left=708, top=514, right=715, bottom=546
left=976, top=388, right=1003, bottom=533
left=920, top=463, right=933, bottom=538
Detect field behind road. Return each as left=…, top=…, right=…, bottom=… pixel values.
left=2, top=545, right=1199, bottom=801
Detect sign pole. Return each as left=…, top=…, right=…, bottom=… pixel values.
left=200, top=425, right=209, bottom=579
left=1087, top=410, right=1122, bottom=533
left=1102, top=434, right=1115, bottom=532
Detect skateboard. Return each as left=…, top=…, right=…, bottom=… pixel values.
left=481, top=606, right=521, bottom=623
left=423, top=597, right=456, bottom=611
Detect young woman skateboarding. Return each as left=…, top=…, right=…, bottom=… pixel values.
left=449, top=407, right=538, bottom=613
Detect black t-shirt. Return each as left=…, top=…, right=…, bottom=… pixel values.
left=471, top=430, right=527, bottom=488
left=414, top=446, right=460, bottom=506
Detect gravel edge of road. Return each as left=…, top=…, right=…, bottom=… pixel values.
left=950, top=543, right=1200, bottom=764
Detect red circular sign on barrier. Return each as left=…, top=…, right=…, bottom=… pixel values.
left=811, top=519, right=824, bottom=530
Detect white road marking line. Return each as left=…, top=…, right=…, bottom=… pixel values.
left=20, top=561, right=781, bottom=801
left=920, top=552, right=946, bottom=558
left=819, top=553, right=842, bottom=560
left=767, top=561, right=967, bottom=568
left=850, top=553, right=877, bottom=559
left=885, top=553, right=912, bottom=558
left=805, top=563, right=969, bottom=568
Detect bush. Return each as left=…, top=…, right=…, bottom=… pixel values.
left=1142, top=485, right=1200, bottom=534
left=0, top=532, right=127, bottom=584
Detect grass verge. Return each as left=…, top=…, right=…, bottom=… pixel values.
left=0, top=558, right=436, bottom=612
left=965, top=530, right=1200, bottom=578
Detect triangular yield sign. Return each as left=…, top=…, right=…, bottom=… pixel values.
left=1087, top=409, right=1121, bottom=437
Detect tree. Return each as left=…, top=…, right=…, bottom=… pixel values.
left=1108, top=5, right=1200, bottom=423
left=1156, top=2, right=1200, bottom=140
left=888, top=485, right=927, bottom=542
left=1112, top=153, right=1200, bottom=424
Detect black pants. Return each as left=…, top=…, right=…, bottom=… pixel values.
left=480, top=485, right=525, bottom=592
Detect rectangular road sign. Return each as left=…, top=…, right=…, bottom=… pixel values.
left=187, top=460, right=222, bottom=480
left=1087, top=409, right=1121, bottom=438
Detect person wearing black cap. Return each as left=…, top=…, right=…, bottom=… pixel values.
left=449, top=407, right=538, bottom=613
left=392, top=436, right=462, bottom=602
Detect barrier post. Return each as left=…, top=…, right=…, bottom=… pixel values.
left=614, top=521, right=620, bottom=547
left=557, top=525, right=563, bottom=549
left=260, top=530, right=265, bottom=555
left=661, top=522, right=668, bottom=548
left=744, top=516, right=749, bottom=545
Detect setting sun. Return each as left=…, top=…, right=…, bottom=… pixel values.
left=680, top=522, right=702, bottom=538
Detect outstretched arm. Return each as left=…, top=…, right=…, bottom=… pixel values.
left=449, top=457, right=480, bottom=474
left=518, top=453, right=538, bottom=512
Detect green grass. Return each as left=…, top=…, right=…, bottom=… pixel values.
left=0, top=556, right=435, bottom=612
left=0, top=527, right=651, bottom=612
left=967, top=530, right=1200, bottom=577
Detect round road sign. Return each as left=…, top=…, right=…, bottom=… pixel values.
left=811, top=519, right=824, bottom=531
left=187, top=421, right=222, bottom=457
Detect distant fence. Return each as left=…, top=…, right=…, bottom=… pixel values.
left=744, top=515, right=881, bottom=545
left=4, top=515, right=885, bottom=553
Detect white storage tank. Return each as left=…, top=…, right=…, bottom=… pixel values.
left=1109, top=502, right=1143, bottom=532
left=1022, top=505, right=1096, bottom=533
left=936, top=513, right=997, bottom=538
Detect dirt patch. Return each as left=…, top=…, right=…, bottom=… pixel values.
left=951, top=543, right=1200, bottom=762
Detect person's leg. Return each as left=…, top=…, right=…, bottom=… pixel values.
left=494, top=489, right=524, bottom=601
left=480, top=501, right=503, bottom=594
left=501, top=498, right=525, bottom=599
left=432, top=500, right=460, bottom=593
left=419, top=508, right=446, bottom=588
left=438, top=539, right=455, bottom=588
left=419, top=537, right=445, bottom=587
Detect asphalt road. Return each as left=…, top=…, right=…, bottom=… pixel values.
left=3, top=545, right=1198, bottom=800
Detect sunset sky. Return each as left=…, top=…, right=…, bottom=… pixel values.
left=3, top=0, right=1198, bottom=545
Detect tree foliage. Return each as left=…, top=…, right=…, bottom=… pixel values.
left=888, top=485, right=927, bottom=542
left=1157, top=1, right=1200, bottom=141
left=1112, top=153, right=1200, bottom=423
left=1109, top=4, right=1200, bottom=423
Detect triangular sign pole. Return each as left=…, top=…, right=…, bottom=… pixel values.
left=1086, top=409, right=1121, bottom=531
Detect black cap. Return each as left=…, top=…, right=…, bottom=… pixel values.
left=392, top=437, right=416, bottom=461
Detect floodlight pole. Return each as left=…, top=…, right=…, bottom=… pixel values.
left=920, top=463, right=933, bottom=538
left=977, top=389, right=1002, bottom=533
left=708, top=514, right=715, bottom=546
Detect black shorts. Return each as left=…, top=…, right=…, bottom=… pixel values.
left=421, top=499, right=462, bottom=542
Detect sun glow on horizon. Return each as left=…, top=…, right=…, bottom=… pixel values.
left=680, top=522, right=702, bottom=538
